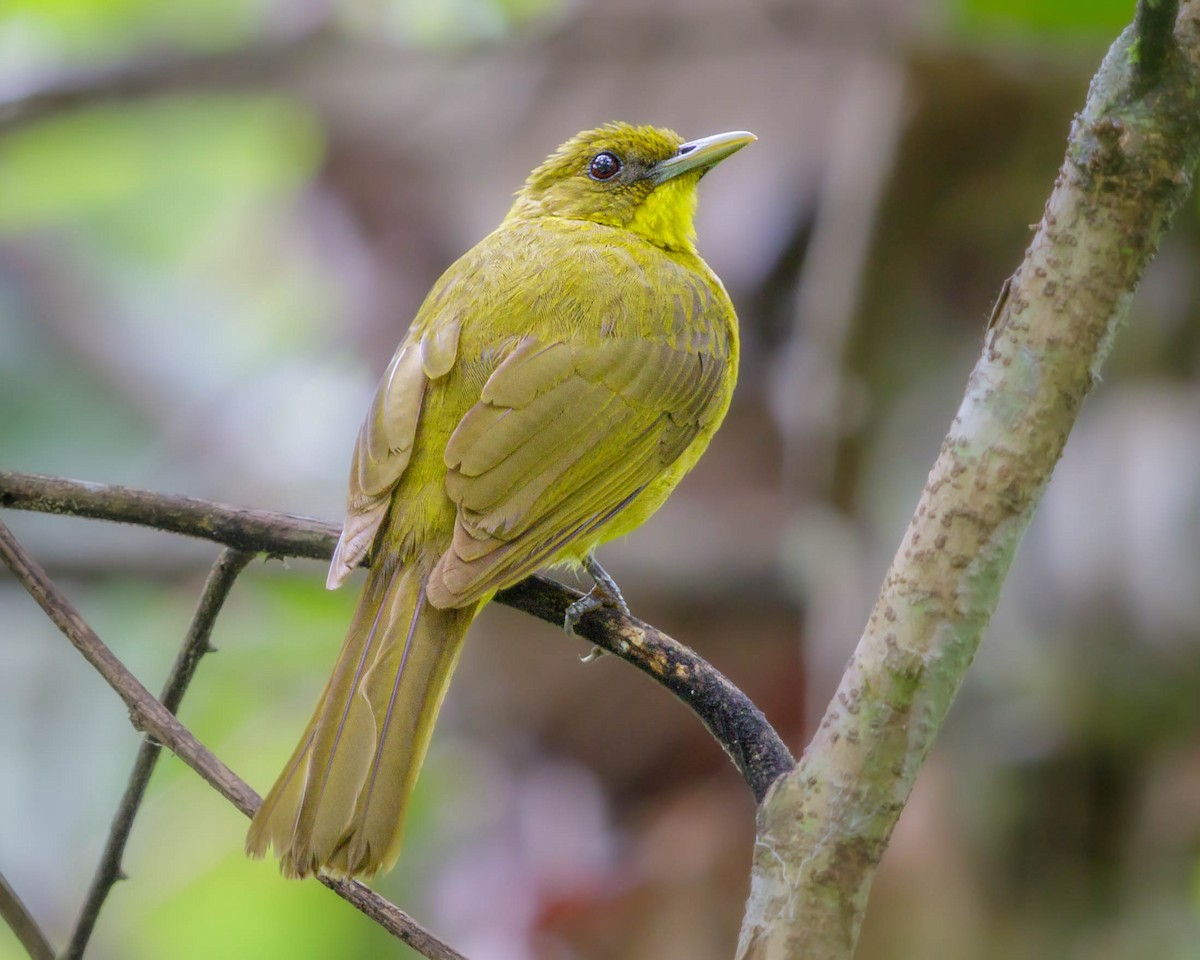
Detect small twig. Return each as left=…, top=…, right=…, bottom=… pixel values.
left=0, top=871, right=54, bottom=960
left=160, top=550, right=255, bottom=714
left=1133, top=0, right=1180, bottom=88
left=0, top=471, right=795, bottom=800
left=317, top=876, right=466, bottom=960
left=62, top=548, right=253, bottom=960
left=0, top=520, right=465, bottom=960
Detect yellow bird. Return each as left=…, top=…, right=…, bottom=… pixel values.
left=247, top=122, right=754, bottom=879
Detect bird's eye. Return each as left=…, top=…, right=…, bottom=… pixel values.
left=588, top=152, right=622, bottom=182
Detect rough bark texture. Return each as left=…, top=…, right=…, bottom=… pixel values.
left=737, top=6, right=1200, bottom=958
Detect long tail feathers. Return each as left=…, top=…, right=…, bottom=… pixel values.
left=247, top=561, right=473, bottom=879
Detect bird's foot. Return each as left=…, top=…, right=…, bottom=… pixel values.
left=565, top=555, right=631, bottom=662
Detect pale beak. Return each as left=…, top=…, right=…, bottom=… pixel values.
left=649, top=130, right=757, bottom=185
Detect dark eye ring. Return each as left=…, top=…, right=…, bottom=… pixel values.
left=588, top=151, right=622, bottom=182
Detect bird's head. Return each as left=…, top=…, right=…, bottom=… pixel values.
left=508, top=123, right=755, bottom=254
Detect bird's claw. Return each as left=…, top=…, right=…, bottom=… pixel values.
left=583, top=554, right=631, bottom=619
left=564, top=555, right=632, bottom=663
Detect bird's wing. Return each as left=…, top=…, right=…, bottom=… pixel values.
left=426, top=328, right=729, bottom=609
left=327, top=316, right=463, bottom=588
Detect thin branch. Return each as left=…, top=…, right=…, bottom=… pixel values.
left=0, top=472, right=339, bottom=562
left=736, top=4, right=1200, bottom=958
left=0, top=520, right=466, bottom=960
left=160, top=551, right=254, bottom=714
left=313, top=875, right=465, bottom=960
left=0, top=520, right=256, bottom=807
left=317, top=874, right=466, bottom=958
left=0, top=871, right=54, bottom=960
left=0, top=470, right=795, bottom=800
left=62, top=548, right=253, bottom=960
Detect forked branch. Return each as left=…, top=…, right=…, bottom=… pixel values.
left=0, top=469, right=795, bottom=958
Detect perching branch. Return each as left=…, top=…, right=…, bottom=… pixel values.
left=496, top=578, right=795, bottom=801
left=0, top=470, right=795, bottom=801
left=0, top=472, right=340, bottom=563
left=736, top=3, right=1200, bottom=958
left=62, top=548, right=254, bottom=960
left=0, top=520, right=466, bottom=960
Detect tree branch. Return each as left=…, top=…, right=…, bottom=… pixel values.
left=0, top=472, right=340, bottom=562
left=496, top=578, right=795, bottom=801
left=736, top=5, right=1200, bottom=958
left=0, top=871, right=54, bottom=960
left=0, top=520, right=466, bottom=960
left=0, top=520, right=256, bottom=807
left=62, top=548, right=253, bottom=960
left=0, top=470, right=795, bottom=801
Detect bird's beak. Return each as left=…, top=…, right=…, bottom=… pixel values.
left=649, top=130, right=756, bottom=185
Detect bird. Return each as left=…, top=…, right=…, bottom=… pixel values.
left=246, top=122, right=754, bottom=879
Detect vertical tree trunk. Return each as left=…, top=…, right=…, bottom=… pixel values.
left=737, top=5, right=1200, bottom=957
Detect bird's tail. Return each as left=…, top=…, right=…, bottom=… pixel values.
left=247, top=559, right=474, bottom=879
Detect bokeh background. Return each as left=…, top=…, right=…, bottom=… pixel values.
left=3, top=0, right=1200, bottom=958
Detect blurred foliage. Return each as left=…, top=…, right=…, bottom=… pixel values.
left=0, top=303, right=158, bottom=473
left=0, top=0, right=271, bottom=65
left=0, top=96, right=321, bottom=237
left=340, top=0, right=564, bottom=46
left=950, top=0, right=1136, bottom=38
left=0, top=91, right=362, bottom=499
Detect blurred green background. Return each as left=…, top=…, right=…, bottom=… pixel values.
left=2, top=1, right=1200, bottom=958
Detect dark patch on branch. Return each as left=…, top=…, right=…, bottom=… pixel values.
left=1133, top=0, right=1181, bottom=90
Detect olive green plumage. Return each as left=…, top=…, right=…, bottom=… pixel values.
left=247, top=122, right=753, bottom=879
